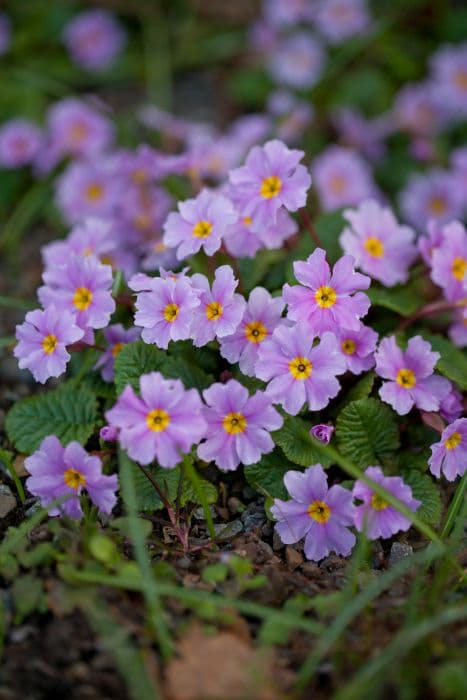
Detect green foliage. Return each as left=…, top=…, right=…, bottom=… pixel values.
left=130, top=459, right=217, bottom=512
left=273, top=415, right=333, bottom=468
left=336, top=398, right=400, bottom=469
left=11, top=574, right=47, bottom=623
left=339, top=371, right=376, bottom=408
left=367, top=280, right=422, bottom=316
left=401, top=471, right=442, bottom=525
left=244, top=449, right=295, bottom=499
left=420, top=332, right=467, bottom=391
left=5, top=383, right=98, bottom=454
left=114, top=341, right=213, bottom=395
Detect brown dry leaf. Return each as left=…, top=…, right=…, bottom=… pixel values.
left=164, top=624, right=292, bottom=700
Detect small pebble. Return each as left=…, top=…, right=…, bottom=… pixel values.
left=285, top=546, right=303, bottom=571
left=213, top=519, right=243, bottom=540
left=0, top=484, right=16, bottom=518
left=388, top=541, right=413, bottom=566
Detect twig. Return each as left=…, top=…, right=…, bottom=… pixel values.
left=397, top=297, right=467, bottom=331
left=298, top=208, right=323, bottom=248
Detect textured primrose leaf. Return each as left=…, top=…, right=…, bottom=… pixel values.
left=130, top=460, right=217, bottom=512
left=114, top=340, right=213, bottom=395
left=339, top=371, right=376, bottom=409
left=366, top=281, right=421, bottom=316
left=244, top=449, right=295, bottom=499
left=336, top=398, right=400, bottom=469
left=420, top=332, right=467, bottom=391
left=273, top=415, right=333, bottom=468
left=5, top=383, right=98, bottom=454
left=114, top=341, right=167, bottom=394
left=401, top=471, right=442, bottom=525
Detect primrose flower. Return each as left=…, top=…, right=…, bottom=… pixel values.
left=229, top=140, right=311, bottom=233
left=268, top=32, right=325, bottom=89
left=332, top=108, right=386, bottom=161
left=340, top=200, right=417, bottom=286
left=393, top=82, right=444, bottom=136
left=375, top=335, right=450, bottom=415
left=163, top=188, right=236, bottom=259
left=430, top=42, right=467, bottom=118
left=131, top=275, right=200, bottom=349
left=42, top=217, right=117, bottom=269
left=430, top=221, right=467, bottom=301
left=25, top=436, right=118, bottom=519
left=439, top=384, right=463, bottom=423
left=94, top=324, right=140, bottom=382
left=55, top=160, right=122, bottom=225
left=263, top=0, right=314, bottom=26
left=315, top=0, right=371, bottom=44
left=353, top=467, right=420, bottom=539
left=335, top=323, right=378, bottom=374
left=219, top=287, right=285, bottom=376
left=418, top=219, right=445, bottom=265
left=0, top=119, right=42, bottom=168
left=313, top=146, right=377, bottom=212
left=310, top=424, right=334, bottom=444
left=271, top=465, right=355, bottom=562
left=190, top=266, right=245, bottom=347
left=429, top=418, right=467, bottom=481
left=283, top=248, right=371, bottom=334
left=448, top=310, right=467, bottom=348
left=255, top=325, right=346, bottom=415
left=399, top=170, right=464, bottom=229
left=197, top=380, right=282, bottom=471
left=223, top=208, right=297, bottom=259
left=63, top=9, right=126, bottom=71
left=14, top=306, right=83, bottom=384
left=38, top=254, right=116, bottom=338
left=106, top=372, right=206, bottom=467
left=45, top=97, right=114, bottom=161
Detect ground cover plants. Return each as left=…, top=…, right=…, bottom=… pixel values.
left=0, top=1, right=466, bottom=698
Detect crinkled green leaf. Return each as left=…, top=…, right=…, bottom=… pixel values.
left=340, top=371, right=376, bottom=408
left=273, top=415, right=333, bottom=468
left=401, top=471, right=442, bottom=525
left=114, top=341, right=167, bottom=394
left=5, top=383, right=98, bottom=454
left=244, top=449, right=295, bottom=499
left=131, top=460, right=216, bottom=512
left=367, top=281, right=421, bottom=316
left=336, top=398, right=400, bottom=469
left=420, top=332, right=467, bottom=391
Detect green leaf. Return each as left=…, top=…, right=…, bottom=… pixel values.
left=336, top=398, right=400, bottom=469
left=114, top=341, right=167, bottom=394
left=340, top=371, right=376, bottom=408
left=420, top=332, right=467, bottom=391
left=401, top=471, right=442, bottom=525
left=131, top=460, right=216, bottom=512
left=367, top=281, right=421, bottom=316
left=5, top=383, right=97, bottom=454
left=244, top=449, right=295, bottom=499
left=273, top=415, right=333, bottom=468
left=114, top=341, right=213, bottom=395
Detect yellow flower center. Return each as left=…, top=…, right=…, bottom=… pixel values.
left=154, top=241, right=167, bottom=253
left=364, top=237, right=385, bottom=258
left=134, top=213, right=151, bottom=231
left=289, top=356, right=312, bottom=380
left=371, top=493, right=388, bottom=511
left=396, top=368, right=416, bottom=389
left=64, top=468, right=86, bottom=490
left=315, top=285, right=337, bottom=308
left=428, top=196, right=446, bottom=216
left=111, top=342, right=124, bottom=357
left=243, top=216, right=253, bottom=226
left=329, top=175, right=346, bottom=194
left=146, top=408, right=170, bottom=432
left=85, top=183, right=104, bottom=201
left=244, top=320, right=267, bottom=344
left=69, top=123, right=88, bottom=143
left=260, top=175, right=282, bottom=199
left=452, top=257, right=467, bottom=281
left=83, top=246, right=94, bottom=256
left=223, top=412, right=247, bottom=434
left=73, top=287, right=93, bottom=311
left=307, top=500, right=331, bottom=523
left=42, top=334, right=58, bottom=354
left=205, top=301, right=223, bottom=321
left=454, top=70, right=467, bottom=90
left=341, top=339, right=357, bottom=355
left=192, top=220, right=213, bottom=238
left=132, top=168, right=148, bottom=184
left=163, top=303, right=179, bottom=322
left=444, top=431, right=461, bottom=450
